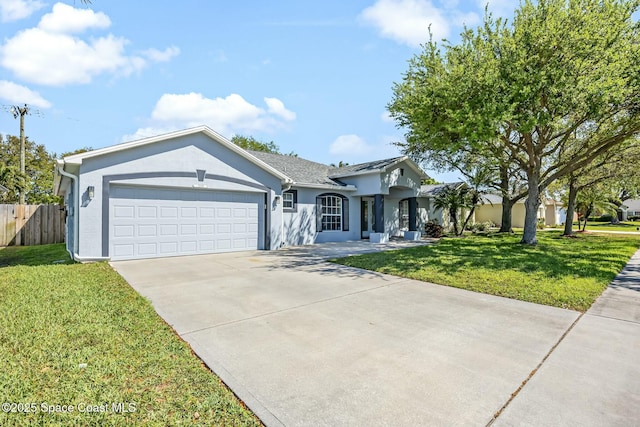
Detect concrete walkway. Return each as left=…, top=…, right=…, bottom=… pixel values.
left=112, top=243, right=640, bottom=426
left=492, top=248, right=640, bottom=427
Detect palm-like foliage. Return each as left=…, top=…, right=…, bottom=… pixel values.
left=575, top=187, right=619, bottom=231
left=432, top=185, right=470, bottom=236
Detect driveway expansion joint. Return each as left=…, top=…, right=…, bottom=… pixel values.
left=485, top=311, right=585, bottom=426
left=587, top=312, right=640, bottom=325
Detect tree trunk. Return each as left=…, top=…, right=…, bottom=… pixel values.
left=500, top=198, right=515, bottom=233
left=460, top=206, right=476, bottom=235
left=583, top=205, right=592, bottom=231
left=498, top=166, right=514, bottom=232
left=521, top=175, right=540, bottom=245
left=563, top=179, right=578, bottom=236
left=450, top=208, right=459, bottom=235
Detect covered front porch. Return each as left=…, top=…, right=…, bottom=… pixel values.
left=360, top=190, right=422, bottom=243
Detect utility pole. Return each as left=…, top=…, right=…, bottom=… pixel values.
left=11, top=104, right=29, bottom=204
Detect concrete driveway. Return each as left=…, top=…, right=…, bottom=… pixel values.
left=112, top=242, right=597, bottom=426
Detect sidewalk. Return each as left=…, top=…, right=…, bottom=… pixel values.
left=493, top=248, right=640, bottom=426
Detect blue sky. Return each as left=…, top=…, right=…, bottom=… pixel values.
left=0, top=0, right=513, bottom=182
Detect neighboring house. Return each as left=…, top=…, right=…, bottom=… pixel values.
left=54, top=126, right=437, bottom=262
left=619, top=199, right=640, bottom=220
left=417, top=182, right=466, bottom=228
left=474, top=194, right=563, bottom=228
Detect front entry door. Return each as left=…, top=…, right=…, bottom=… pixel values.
left=361, top=198, right=375, bottom=238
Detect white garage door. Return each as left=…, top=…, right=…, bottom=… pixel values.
left=109, top=186, right=263, bottom=261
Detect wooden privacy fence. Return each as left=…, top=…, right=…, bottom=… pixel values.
left=0, top=204, right=66, bottom=246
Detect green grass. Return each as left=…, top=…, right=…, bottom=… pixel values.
left=579, top=221, right=639, bottom=232
left=0, top=244, right=260, bottom=426
left=333, top=232, right=640, bottom=312
left=549, top=221, right=640, bottom=233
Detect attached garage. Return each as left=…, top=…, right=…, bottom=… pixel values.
left=54, top=126, right=291, bottom=262
left=109, top=186, right=263, bottom=261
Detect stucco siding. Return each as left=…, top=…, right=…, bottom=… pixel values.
left=475, top=203, right=551, bottom=228
left=339, top=174, right=382, bottom=196
left=475, top=204, right=503, bottom=227
left=382, top=166, right=422, bottom=194
left=282, top=188, right=360, bottom=246
left=75, top=133, right=283, bottom=258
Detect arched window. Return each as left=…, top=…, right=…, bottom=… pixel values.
left=316, top=193, right=349, bottom=231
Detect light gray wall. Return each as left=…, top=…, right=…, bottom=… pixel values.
left=340, top=174, right=382, bottom=196
left=282, top=187, right=360, bottom=246
left=65, top=187, right=74, bottom=255
left=339, top=161, right=423, bottom=197
left=417, top=196, right=446, bottom=230
left=75, top=133, right=284, bottom=258
left=382, top=165, right=422, bottom=194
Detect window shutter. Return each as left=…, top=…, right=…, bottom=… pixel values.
left=316, top=196, right=323, bottom=232
left=342, top=197, right=349, bottom=231
left=292, top=190, right=298, bottom=210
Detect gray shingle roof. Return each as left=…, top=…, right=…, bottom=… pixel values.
left=248, top=151, right=347, bottom=188
left=420, top=182, right=465, bottom=197
left=328, top=156, right=406, bottom=176
left=250, top=151, right=428, bottom=189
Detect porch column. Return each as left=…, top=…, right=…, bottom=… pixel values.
left=374, top=194, right=384, bottom=233
left=408, top=197, right=418, bottom=231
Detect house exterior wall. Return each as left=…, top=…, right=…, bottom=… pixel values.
left=475, top=204, right=503, bottom=227
left=339, top=161, right=423, bottom=197
left=73, top=133, right=283, bottom=258
left=545, top=204, right=558, bottom=226
left=416, top=197, right=447, bottom=229
left=282, top=187, right=359, bottom=246
left=475, top=203, right=552, bottom=228
left=340, top=175, right=382, bottom=196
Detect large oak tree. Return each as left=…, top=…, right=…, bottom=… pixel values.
left=389, top=0, right=640, bottom=244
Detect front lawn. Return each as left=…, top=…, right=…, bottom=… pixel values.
left=333, top=232, right=640, bottom=312
left=550, top=221, right=640, bottom=233
left=0, top=244, right=260, bottom=426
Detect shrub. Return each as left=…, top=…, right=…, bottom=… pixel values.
left=424, top=220, right=443, bottom=238
left=592, top=214, right=614, bottom=222
left=469, top=221, right=495, bottom=233
left=537, top=218, right=546, bottom=229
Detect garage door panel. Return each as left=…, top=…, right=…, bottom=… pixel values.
left=114, top=205, right=134, bottom=218
left=113, top=243, right=134, bottom=258
left=161, top=207, right=178, bottom=218
left=110, top=186, right=262, bottom=260
left=160, top=242, right=178, bottom=254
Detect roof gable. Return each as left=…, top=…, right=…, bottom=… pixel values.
left=329, top=156, right=428, bottom=179
left=58, top=126, right=292, bottom=183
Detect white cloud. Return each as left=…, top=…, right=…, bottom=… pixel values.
left=0, top=80, right=51, bottom=108
left=38, top=3, right=110, bottom=34
left=380, top=111, right=394, bottom=123
left=265, top=97, right=296, bottom=121
left=141, top=46, right=180, bottom=62
left=329, top=134, right=402, bottom=163
left=0, top=2, right=179, bottom=86
left=360, top=0, right=450, bottom=47
left=123, top=93, right=296, bottom=141
left=330, top=134, right=372, bottom=156
left=0, top=0, right=44, bottom=23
